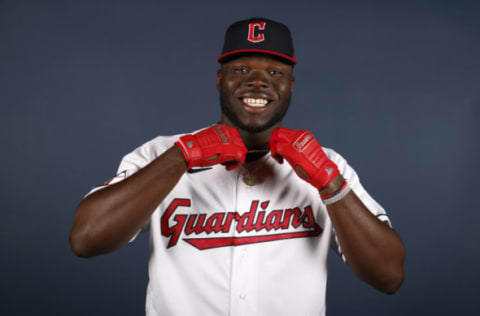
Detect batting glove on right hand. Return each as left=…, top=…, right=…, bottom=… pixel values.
left=269, top=127, right=339, bottom=190
left=175, top=124, right=247, bottom=171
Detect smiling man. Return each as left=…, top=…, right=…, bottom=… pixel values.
left=70, top=18, right=405, bottom=316
left=218, top=53, right=294, bottom=151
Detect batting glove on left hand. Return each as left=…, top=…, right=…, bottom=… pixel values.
left=269, top=127, right=339, bottom=190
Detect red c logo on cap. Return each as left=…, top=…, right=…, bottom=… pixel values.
left=248, top=22, right=266, bottom=43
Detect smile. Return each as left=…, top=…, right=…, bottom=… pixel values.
left=242, top=97, right=270, bottom=107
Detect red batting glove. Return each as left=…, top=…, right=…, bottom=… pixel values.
left=175, top=124, right=247, bottom=171
left=269, top=127, right=339, bottom=190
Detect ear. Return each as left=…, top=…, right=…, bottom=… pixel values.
left=216, top=69, right=222, bottom=92
left=290, top=75, right=295, bottom=94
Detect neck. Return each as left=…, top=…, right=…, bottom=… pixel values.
left=220, top=115, right=280, bottom=150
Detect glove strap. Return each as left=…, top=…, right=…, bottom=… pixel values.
left=311, top=159, right=340, bottom=189
left=175, top=135, right=202, bottom=170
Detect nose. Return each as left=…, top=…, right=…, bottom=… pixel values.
left=244, top=70, right=269, bottom=89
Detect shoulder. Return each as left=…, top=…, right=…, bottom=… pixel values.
left=121, top=125, right=209, bottom=166
left=322, top=146, right=360, bottom=183
left=119, top=133, right=184, bottom=168
left=322, top=146, right=347, bottom=167
left=139, top=134, right=183, bottom=156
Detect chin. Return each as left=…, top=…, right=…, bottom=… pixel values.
left=220, top=94, right=290, bottom=134
left=225, top=113, right=278, bottom=133
left=240, top=124, right=272, bottom=134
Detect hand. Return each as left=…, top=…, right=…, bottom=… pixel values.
left=175, top=124, right=247, bottom=170
left=269, top=127, right=339, bottom=189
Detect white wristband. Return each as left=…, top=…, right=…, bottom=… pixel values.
left=323, top=184, right=352, bottom=205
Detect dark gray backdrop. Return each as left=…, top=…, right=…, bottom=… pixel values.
left=1, top=0, right=479, bottom=315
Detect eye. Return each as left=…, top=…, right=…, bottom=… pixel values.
left=269, top=70, right=284, bottom=76
left=233, top=67, right=248, bottom=73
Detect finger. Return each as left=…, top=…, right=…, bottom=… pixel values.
left=223, top=160, right=241, bottom=171
left=295, top=165, right=311, bottom=180
left=272, top=153, right=284, bottom=164
left=206, top=154, right=220, bottom=161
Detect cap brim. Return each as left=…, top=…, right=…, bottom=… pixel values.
left=217, top=49, right=297, bottom=65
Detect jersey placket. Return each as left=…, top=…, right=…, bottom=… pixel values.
left=228, top=162, right=263, bottom=316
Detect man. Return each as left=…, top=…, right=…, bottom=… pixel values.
left=70, top=17, right=405, bottom=316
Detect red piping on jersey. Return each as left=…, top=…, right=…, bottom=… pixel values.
left=184, top=230, right=321, bottom=250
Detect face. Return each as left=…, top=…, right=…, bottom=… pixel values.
left=217, top=54, right=295, bottom=133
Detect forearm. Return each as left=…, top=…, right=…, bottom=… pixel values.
left=322, top=175, right=405, bottom=294
left=69, top=146, right=187, bottom=257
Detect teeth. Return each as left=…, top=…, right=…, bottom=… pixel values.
left=242, top=98, right=268, bottom=107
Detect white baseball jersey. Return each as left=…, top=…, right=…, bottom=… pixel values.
left=88, top=130, right=391, bottom=316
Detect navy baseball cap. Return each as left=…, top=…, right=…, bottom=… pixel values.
left=218, top=17, right=297, bottom=65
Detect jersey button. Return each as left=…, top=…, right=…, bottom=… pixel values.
left=243, top=175, right=256, bottom=186
left=240, top=248, right=247, bottom=257
left=239, top=293, right=247, bottom=300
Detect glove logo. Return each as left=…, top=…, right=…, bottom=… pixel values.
left=325, top=167, right=333, bottom=174
left=248, top=22, right=266, bottom=43
left=293, top=132, right=313, bottom=152
left=214, top=125, right=229, bottom=143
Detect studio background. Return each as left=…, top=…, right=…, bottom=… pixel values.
left=1, top=0, right=479, bottom=315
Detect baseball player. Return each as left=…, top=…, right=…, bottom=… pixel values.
left=70, top=17, right=405, bottom=316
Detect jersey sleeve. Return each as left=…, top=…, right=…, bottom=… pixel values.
left=325, top=149, right=392, bottom=263
left=83, top=136, right=175, bottom=242
left=85, top=142, right=154, bottom=196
